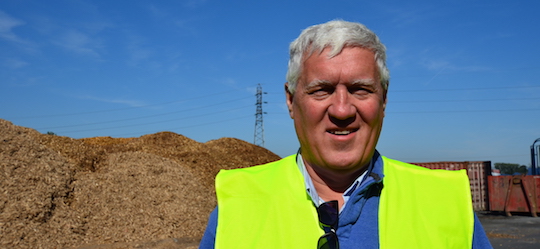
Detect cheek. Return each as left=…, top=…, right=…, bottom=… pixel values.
left=359, top=102, right=385, bottom=124
left=292, top=102, right=327, bottom=141
left=294, top=98, right=323, bottom=119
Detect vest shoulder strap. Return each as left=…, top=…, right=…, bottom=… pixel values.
left=379, top=156, right=474, bottom=249
left=215, top=155, right=321, bottom=249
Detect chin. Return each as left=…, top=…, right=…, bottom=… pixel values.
left=325, top=157, right=367, bottom=171
left=326, top=150, right=372, bottom=169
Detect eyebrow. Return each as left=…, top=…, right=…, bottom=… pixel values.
left=305, top=79, right=332, bottom=89
left=350, top=78, right=377, bottom=86
left=306, top=78, right=377, bottom=88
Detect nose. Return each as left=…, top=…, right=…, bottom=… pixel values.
left=328, top=86, right=356, bottom=121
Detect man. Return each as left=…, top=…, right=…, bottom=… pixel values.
left=199, top=20, right=493, bottom=249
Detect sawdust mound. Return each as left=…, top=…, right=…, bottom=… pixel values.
left=0, top=119, right=281, bottom=249
left=0, top=119, right=76, bottom=248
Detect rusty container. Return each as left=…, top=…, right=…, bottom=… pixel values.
left=411, top=161, right=491, bottom=211
left=488, top=175, right=539, bottom=216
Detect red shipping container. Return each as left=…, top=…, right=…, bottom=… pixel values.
left=488, top=175, right=539, bottom=216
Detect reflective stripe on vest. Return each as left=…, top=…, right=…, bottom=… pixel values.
left=215, top=155, right=473, bottom=249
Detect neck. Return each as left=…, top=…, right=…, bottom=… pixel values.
left=305, top=162, right=367, bottom=208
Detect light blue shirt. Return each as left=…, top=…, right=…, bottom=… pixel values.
left=295, top=152, right=369, bottom=211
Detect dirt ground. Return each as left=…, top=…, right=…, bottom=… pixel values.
left=0, top=119, right=280, bottom=249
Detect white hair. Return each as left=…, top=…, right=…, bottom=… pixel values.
left=286, top=20, right=390, bottom=94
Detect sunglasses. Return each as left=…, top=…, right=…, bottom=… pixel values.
left=317, top=200, right=340, bottom=249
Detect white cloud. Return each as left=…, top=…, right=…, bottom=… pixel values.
left=0, top=10, right=23, bottom=32
left=127, top=38, right=153, bottom=65
left=79, top=95, right=146, bottom=107
left=0, top=10, right=30, bottom=45
left=3, top=57, right=29, bottom=69
left=422, top=58, right=491, bottom=73
left=51, top=29, right=102, bottom=57
left=221, top=77, right=239, bottom=89
left=418, top=46, right=492, bottom=74
left=386, top=6, right=436, bottom=27
left=184, top=0, right=208, bottom=8
left=148, top=4, right=167, bottom=19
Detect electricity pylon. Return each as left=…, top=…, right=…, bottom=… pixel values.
left=254, top=83, right=267, bottom=147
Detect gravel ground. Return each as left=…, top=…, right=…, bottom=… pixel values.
left=478, top=212, right=540, bottom=249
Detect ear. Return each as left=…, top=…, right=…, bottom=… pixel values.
left=285, top=82, right=294, bottom=119
left=382, top=93, right=387, bottom=117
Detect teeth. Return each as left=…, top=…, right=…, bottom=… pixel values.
left=332, top=130, right=351, bottom=135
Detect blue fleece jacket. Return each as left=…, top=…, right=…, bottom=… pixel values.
left=199, top=152, right=493, bottom=249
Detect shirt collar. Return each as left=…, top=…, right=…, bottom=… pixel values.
left=296, top=151, right=373, bottom=208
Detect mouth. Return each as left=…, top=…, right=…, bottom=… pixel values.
left=328, top=128, right=359, bottom=136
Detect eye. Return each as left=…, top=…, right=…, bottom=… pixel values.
left=349, top=86, right=372, bottom=96
left=308, top=85, right=334, bottom=98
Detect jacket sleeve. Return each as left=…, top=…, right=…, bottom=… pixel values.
left=472, top=214, right=493, bottom=249
left=198, top=207, right=218, bottom=249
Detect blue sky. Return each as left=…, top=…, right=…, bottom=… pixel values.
left=1, top=0, right=539, bottom=167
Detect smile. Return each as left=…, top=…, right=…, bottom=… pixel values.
left=328, top=129, right=358, bottom=135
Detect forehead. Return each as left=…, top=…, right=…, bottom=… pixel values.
left=301, top=46, right=379, bottom=84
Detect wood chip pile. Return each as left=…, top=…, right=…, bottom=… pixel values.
left=0, top=119, right=281, bottom=249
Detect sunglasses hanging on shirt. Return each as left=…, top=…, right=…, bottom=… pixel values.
left=317, top=200, right=339, bottom=249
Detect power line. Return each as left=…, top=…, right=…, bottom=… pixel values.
left=391, top=97, right=540, bottom=103
left=83, top=114, right=254, bottom=138
left=391, top=85, right=540, bottom=93
left=398, top=153, right=530, bottom=162
left=50, top=105, right=253, bottom=134
left=387, top=107, right=540, bottom=114
left=36, top=96, right=252, bottom=130
left=10, top=89, right=245, bottom=120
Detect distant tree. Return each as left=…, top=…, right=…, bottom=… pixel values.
left=494, top=162, right=528, bottom=175
left=46, top=131, right=56, bottom=136
left=517, top=165, right=528, bottom=175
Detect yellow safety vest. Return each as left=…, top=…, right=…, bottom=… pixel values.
left=215, top=155, right=473, bottom=249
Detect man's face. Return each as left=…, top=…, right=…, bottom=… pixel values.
left=286, top=46, right=386, bottom=173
